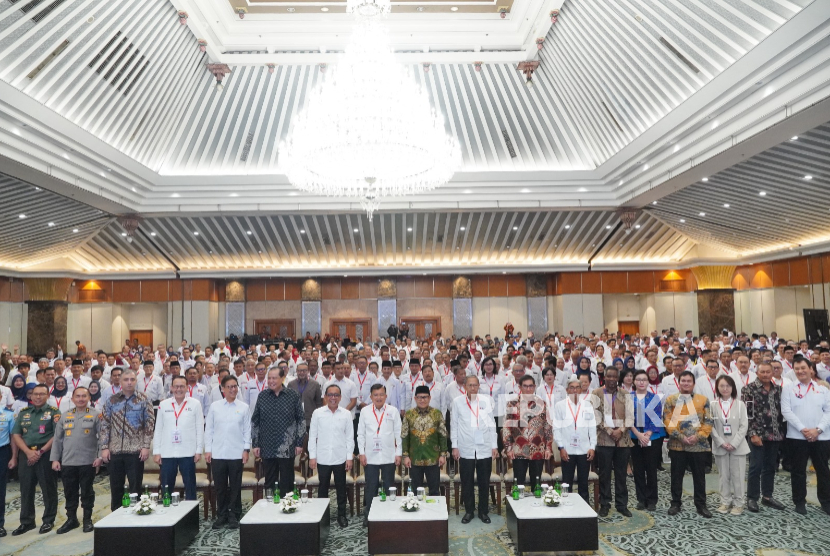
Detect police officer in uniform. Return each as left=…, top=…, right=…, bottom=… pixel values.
left=11, top=383, right=60, bottom=535
left=0, top=402, right=18, bottom=537
left=51, top=386, right=103, bottom=534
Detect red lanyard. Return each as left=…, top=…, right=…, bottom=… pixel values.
left=483, top=375, right=495, bottom=395
left=796, top=382, right=814, bottom=399
left=112, top=386, right=119, bottom=395
left=544, top=384, right=555, bottom=404
left=648, top=385, right=658, bottom=395
left=673, top=377, right=680, bottom=391
left=72, top=378, right=81, bottom=390
left=54, top=396, right=63, bottom=407
left=173, top=400, right=188, bottom=426
left=717, top=398, right=734, bottom=420
left=466, top=398, right=479, bottom=425
left=708, top=378, right=717, bottom=397
left=739, top=373, right=750, bottom=386
left=410, top=372, right=421, bottom=388
left=372, top=405, right=386, bottom=434
left=188, top=385, right=195, bottom=397
left=567, top=399, right=581, bottom=430
left=144, top=376, right=153, bottom=389
left=256, top=380, right=266, bottom=392
left=357, top=372, right=369, bottom=389
left=428, top=381, right=437, bottom=392
left=458, top=385, right=466, bottom=395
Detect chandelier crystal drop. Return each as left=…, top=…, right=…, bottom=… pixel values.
left=279, top=2, right=461, bottom=221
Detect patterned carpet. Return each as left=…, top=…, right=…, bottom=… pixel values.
left=2, top=467, right=830, bottom=556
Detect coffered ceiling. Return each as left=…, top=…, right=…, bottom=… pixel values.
left=0, top=0, right=829, bottom=276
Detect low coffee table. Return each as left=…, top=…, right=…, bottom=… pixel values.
left=240, top=499, right=331, bottom=556
left=94, top=501, right=200, bottom=556
left=367, top=495, right=449, bottom=555
left=505, top=494, right=598, bottom=556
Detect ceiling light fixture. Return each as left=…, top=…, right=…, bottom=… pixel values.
left=47, top=222, right=55, bottom=227
left=460, top=226, right=466, bottom=231
left=759, top=191, right=767, bottom=196
left=463, top=189, right=472, bottom=194
left=407, top=227, right=412, bottom=231
left=194, top=231, right=199, bottom=236
left=699, top=212, right=705, bottom=217
left=512, top=226, right=518, bottom=230
left=321, top=7, right=329, bottom=11
left=121, top=232, right=127, bottom=237
left=450, top=6, right=458, bottom=11
left=791, top=136, right=798, bottom=141
left=702, top=177, right=708, bottom=182
left=634, top=224, right=641, bottom=229
left=18, top=214, right=26, bottom=219
left=679, top=219, right=685, bottom=223
left=578, top=187, right=588, bottom=192
left=171, top=193, right=180, bottom=198
left=605, top=225, right=612, bottom=229
left=564, top=225, right=570, bottom=229
left=673, top=144, right=680, bottom=153
left=279, top=0, right=460, bottom=221
left=520, top=188, right=531, bottom=193
left=724, top=204, right=730, bottom=208
left=804, top=175, right=813, bottom=180
left=652, top=201, right=657, bottom=205
left=300, top=229, right=306, bottom=234
left=353, top=228, right=359, bottom=232
left=72, top=228, right=79, bottom=233
left=150, top=232, right=156, bottom=236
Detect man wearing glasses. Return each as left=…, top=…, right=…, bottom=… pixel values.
left=308, top=384, right=354, bottom=527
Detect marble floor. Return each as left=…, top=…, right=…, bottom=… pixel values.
left=2, top=468, right=829, bottom=556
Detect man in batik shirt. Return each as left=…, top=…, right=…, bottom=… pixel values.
left=401, top=385, right=448, bottom=496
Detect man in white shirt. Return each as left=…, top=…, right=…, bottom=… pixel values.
left=729, top=355, right=757, bottom=398
left=245, top=362, right=268, bottom=415
left=451, top=376, right=498, bottom=524
left=375, top=361, right=404, bottom=415
left=324, top=362, right=359, bottom=453
left=418, top=365, right=444, bottom=413
left=99, top=369, right=122, bottom=408
left=781, top=358, right=830, bottom=516
left=66, top=360, right=91, bottom=396
left=182, top=367, right=210, bottom=417
left=308, top=383, right=355, bottom=528
left=553, top=375, right=597, bottom=504
left=771, top=360, right=793, bottom=388
left=816, top=348, right=830, bottom=382
left=357, top=383, right=402, bottom=526
left=659, top=359, right=686, bottom=399
left=352, top=356, right=377, bottom=415
left=138, top=359, right=164, bottom=406
left=694, top=360, right=721, bottom=402
left=204, top=375, right=250, bottom=530
left=153, top=376, right=204, bottom=501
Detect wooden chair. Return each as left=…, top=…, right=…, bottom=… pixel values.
left=549, top=441, right=600, bottom=509
left=353, top=457, right=403, bottom=516
left=452, top=456, right=503, bottom=516
left=138, top=459, right=162, bottom=493
left=304, top=461, right=355, bottom=516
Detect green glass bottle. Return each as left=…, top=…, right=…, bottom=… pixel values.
left=407, top=484, right=413, bottom=496
left=122, top=491, right=130, bottom=508
left=511, top=480, right=520, bottom=501
left=554, top=480, right=561, bottom=496
left=534, top=483, right=542, bottom=498
left=273, top=483, right=280, bottom=504
left=293, top=482, right=300, bottom=501
left=162, top=485, right=171, bottom=508
left=144, top=485, right=150, bottom=497
left=380, top=487, right=386, bottom=502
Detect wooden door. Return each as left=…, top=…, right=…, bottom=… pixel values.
left=254, top=319, right=296, bottom=339
left=330, top=319, right=371, bottom=341
left=130, top=330, right=153, bottom=349
left=400, top=317, right=441, bottom=340
left=618, top=320, right=641, bottom=338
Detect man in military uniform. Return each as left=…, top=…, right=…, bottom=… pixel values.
left=51, top=386, right=103, bottom=534
left=11, top=384, right=60, bottom=535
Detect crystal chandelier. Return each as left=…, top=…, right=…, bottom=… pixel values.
left=279, top=0, right=461, bottom=220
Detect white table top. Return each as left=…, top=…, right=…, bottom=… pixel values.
left=95, top=501, right=199, bottom=528
left=368, top=496, right=448, bottom=523
left=240, top=499, right=330, bottom=525
left=507, top=493, right=597, bottom=520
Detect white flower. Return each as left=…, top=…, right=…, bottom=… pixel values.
left=400, top=493, right=421, bottom=511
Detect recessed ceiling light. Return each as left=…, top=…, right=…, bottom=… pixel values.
left=47, top=222, right=55, bottom=227
left=287, top=7, right=295, bottom=12
left=699, top=212, right=705, bottom=217
left=72, top=228, right=79, bottom=233
left=300, top=229, right=306, bottom=234
left=171, top=193, right=180, bottom=198
left=673, top=144, right=680, bottom=153
left=194, top=231, right=199, bottom=236
left=759, top=191, right=767, bottom=196
left=417, top=7, right=425, bottom=12
left=407, top=227, right=412, bottom=232
left=344, top=274, right=348, bottom=277
left=450, top=6, right=458, bottom=11
left=702, top=177, right=708, bottom=182
left=288, top=192, right=298, bottom=196
left=121, top=232, right=127, bottom=237
left=512, top=226, right=518, bottom=230
left=634, top=224, right=641, bottom=229
left=353, top=228, right=359, bottom=232
left=520, top=188, right=531, bottom=193
left=605, top=225, right=612, bottom=229
left=564, top=225, right=570, bottom=229
left=642, top=164, right=649, bottom=171
left=460, top=226, right=466, bottom=231
left=150, top=232, right=156, bottom=236
left=320, top=7, right=328, bottom=11
left=579, top=187, right=588, bottom=192
left=502, top=271, right=506, bottom=274
left=724, top=204, right=730, bottom=208
left=791, top=136, right=798, bottom=141
left=229, top=193, right=238, bottom=197
left=464, top=189, right=472, bottom=194
left=711, top=121, right=719, bottom=129
left=63, top=153, right=69, bottom=159
left=804, top=175, right=813, bottom=180
left=652, top=201, right=657, bottom=205
left=246, top=230, right=252, bottom=235
left=18, top=214, right=26, bottom=219
left=131, top=187, right=136, bottom=192
left=12, top=128, right=21, bottom=136
left=679, top=219, right=685, bottom=223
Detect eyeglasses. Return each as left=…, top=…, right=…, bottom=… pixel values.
left=325, top=393, right=341, bottom=398
left=224, top=385, right=239, bottom=389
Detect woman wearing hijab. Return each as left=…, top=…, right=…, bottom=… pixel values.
left=613, top=357, right=625, bottom=373
left=10, top=375, right=26, bottom=402
left=12, top=383, right=37, bottom=416
left=87, top=380, right=102, bottom=410
left=48, top=376, right=72, bottom=412
left=646, top=366, right=662, bottom=395
left=575, top=357, right=599, bottom=390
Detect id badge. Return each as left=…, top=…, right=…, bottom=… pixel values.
left=39, top=425, right=46, bottom=434
left=569, top=432, right=580, bottom=448
left=172, top=428, right=182, bottom=444
left=372, top=436, right=383, bottom=453
left=723, top=423, right=732, bottom=435
left=475, top=426, right=484, bottom=444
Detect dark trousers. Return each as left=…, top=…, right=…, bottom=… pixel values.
left=160, top=456, right=197, bottom=500
left=747, top=440, right=781, bottom=501
left=18, top=449, right=58, bottom=526
left=108, top=453, right=144, bottom=511
left=459, top=457, right=491, bottom=515
left=788, top=438, right=830, bottom=506
left=0, top=444, right=9, bottom=528
left=317, top=463, right=348, bottom=515
left=212, top=459, right=243, bottom=520
left=670, top=450, right=707, bottom=509
left=410, top=464, right=440, bottom=496
left=353, top=417, right=360, bottom=456
left=364, top=463, right=395, bottom=514
left=262, top=457, right=296, bottom=499
left=512, top=458, right=544, bottom=492
left=596, top=446, right=631, bottom=510
left=61, top=464, right=96, bottom=517
left=631, top=440, right=661, bottom=506
left=561, top=453, right=590, bottom=503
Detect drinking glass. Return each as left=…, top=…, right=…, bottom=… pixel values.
left=150, top=493, right=159, bottom=507
left=388, top=487, right=397, bottom=501
left=265, top=488, right=272, bottom=503
left=129, top=493, right=137, bottom=507
left=171, top=492, right=180, bottom=506
left=301, top=489, right=309, bottom=503
left=416, top=487, right=425, bottom=501
left=518, top=485, right=526, bottom=498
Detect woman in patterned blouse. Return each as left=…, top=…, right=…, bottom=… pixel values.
left=502, top=375, right=553, bottom=493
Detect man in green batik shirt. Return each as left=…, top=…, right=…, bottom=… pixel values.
left=401, top=385, right=448, bottom=496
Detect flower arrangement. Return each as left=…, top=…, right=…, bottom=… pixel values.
left=400, top=493, right=421, bottom=512
left=542, top=486, right=561, bottom=507
left=135, top=494, right=155, bottom=515
left=278, top=493, right=300, bottom=514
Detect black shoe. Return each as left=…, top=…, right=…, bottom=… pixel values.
left=337, top=515, right=349, bottom=528
left=636, top=502, right=645, bottom=511
left=617, top=507, right=632, bottom=517
left=747, top=499, right=760, bottom=513
left=461, top=513, right=474, bottom=524
left=362, top=517, right=368, bottom=528
left=704, top=467, right=712, bottom=474
left=38, top=522, right=54, bottom=534
left=83, top=519, right=94, bottom=533
left=0, top=527, right=6, bottom=537
left=56, top=519, right=79, bottom=534
left=762, top=497, right=785, bottom=510
left=212, top=516, right=228, bottom=530
left=667, top=505, right=681, bottom=516
left=478, top=513, right=491, bottom=524
left=646, top=503, right=657, bottom=512
left=11, top=523, right=36, bottom=536
left=656, top=466, right=665, bottom=472
left=598, top=506, right=610, bottom=518
left=696, top=507, right=712, bottom=518
left=795, top=504, right=807, bottom=515
left=226, top=517, right=239, bottom=530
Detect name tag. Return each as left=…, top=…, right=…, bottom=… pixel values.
left=372, top=436, right=383, bottom=453
left=38, top=425, right=46, bottom=434
left=474, top=426, right=484, bottom=444
left=723, top=423, right=732, bottom=435
left=172, top=428, right=182, bottom=444
left=570, top=432, right=581, bottom=448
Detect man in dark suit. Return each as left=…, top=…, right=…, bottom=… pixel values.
left=287, top=362, right=323, bottom=449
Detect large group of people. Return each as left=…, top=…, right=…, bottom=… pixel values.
left=0, top=325, right=829, bottom=539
